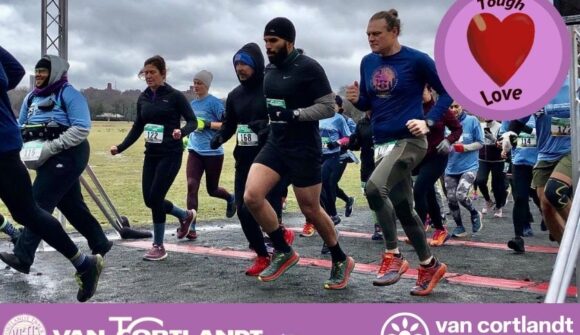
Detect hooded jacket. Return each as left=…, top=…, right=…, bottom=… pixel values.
left=214, top=42, right=269, bottom=163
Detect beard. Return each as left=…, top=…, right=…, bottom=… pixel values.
left=267, top=46, right=289, bottom=66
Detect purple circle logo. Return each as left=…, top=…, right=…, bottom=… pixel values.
left=435, top=0, right=571, bottom=120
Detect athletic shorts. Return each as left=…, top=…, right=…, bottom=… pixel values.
left=254, top=141, right=321, bottom=188
left=532, top=153, right=572, bottom=189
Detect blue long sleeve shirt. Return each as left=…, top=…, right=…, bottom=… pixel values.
left=354, top=46, right=452, bottom=144
left=518, top=78, right=571, bottom=162
left=446, top=113, right=484, bottom=175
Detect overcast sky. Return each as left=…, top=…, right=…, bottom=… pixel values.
left=0, top=0, right=455, bottom=97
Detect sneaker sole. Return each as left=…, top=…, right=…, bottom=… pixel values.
left=299, top=231, right=316, bottom=237
left=429, top=233, right=449, bottom=247
left=258, top=253, right=300, bottom=282
left=410, top=263, right=448, bottom=296
left=372, top=260, right=409, bottom=286
left=143, top=253, right=168, bottom=261
left=324, top=256, right=355, bottom=290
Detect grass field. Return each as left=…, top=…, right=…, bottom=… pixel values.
left=1, top=121, right=363, bottom=228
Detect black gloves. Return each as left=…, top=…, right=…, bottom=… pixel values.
left=210, top=134, right=224, bottom=149
left=268, top=106, right=299, bottom=122
left=326, top=141, right=340, bottom=149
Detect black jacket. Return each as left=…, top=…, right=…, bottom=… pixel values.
left=117, top=84, right=196, bottom=156
left=214, top=42, right=269, bottom=163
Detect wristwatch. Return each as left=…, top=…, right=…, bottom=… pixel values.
left=293, top=109, right=301, bottom=120
left=426, top=119, right=435, bottom=128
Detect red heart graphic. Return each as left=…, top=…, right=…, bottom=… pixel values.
left=467, top=13, right=535, bottom=87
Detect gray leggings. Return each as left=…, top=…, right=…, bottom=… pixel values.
left=365, top=136, right=431, bottom=262
left=444, top=171, right=478, bottom=226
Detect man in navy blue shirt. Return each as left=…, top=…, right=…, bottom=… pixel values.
left=346, top=9, right=450, bottom=296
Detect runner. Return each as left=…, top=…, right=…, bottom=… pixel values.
left=210, top=42, right=293, bottom=276
left=319, top=101, right=351, bottom=254
left=1, top=55, right=112, bottom=274
left=500, top=118, right=540, bottom=253
left=444, top=103, right=484, bottom=238
left=186, top=69, right=236, bottom=230
left=346, top=9, right=449, bottom=296
left=349, top=110, right=382, bottom=240
left=244, top=17, right=355, bottom=289
left=503, top=77, right=573, bottom=245
left=111, top=55, right=197, bottom=261
left=476, top=119, right=507, bottom=218
left=413, top=85, right=462, bottom=247
left=0, top=45, right=102, bottom=302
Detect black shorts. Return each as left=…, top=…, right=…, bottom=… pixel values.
left=254, top=141, right=321, bottom=188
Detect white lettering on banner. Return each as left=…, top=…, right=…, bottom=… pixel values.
left=109, top=317, right=188, bottom=335
left=434, top=315, right=574, bottom=334
left=53, top=331, right=105, bottom=335
left=199, top=331, right=263, bottom=335
left=435, top=320, right=472, bottom=333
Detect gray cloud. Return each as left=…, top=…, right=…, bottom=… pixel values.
left=0, top=0, right=454, bottom=97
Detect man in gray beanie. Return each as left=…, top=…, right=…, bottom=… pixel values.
left=244, top=17, right=355, bottom=290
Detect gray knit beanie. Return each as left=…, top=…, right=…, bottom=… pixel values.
left=194, top=70, right=213, bottom=87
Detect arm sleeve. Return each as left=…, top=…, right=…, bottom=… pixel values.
left=463, top=142, right=483, bottom=152
left=419, top=53, right=452, bottom=124
left=45, top=87, right=91, bottom=154
left=116, top=102, right=145, bottom=153
left=215, top=95, right=238, bottom=143
left=0, top=46, right=25, bottom=91
left=297, top=61, right=334, bottom=121
left=298, top=93, right=335, bottom=121
left=177, top=92, right=196, bottom=137
left=443, top=111, right=463, bottom=144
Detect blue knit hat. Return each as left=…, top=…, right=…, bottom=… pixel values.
left=233, top=52, right=255, bottom=69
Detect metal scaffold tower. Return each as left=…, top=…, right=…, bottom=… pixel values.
left=41, top=0, right=67, bottom=59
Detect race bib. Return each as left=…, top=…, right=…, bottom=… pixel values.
left=517, top=133, right=537, bottom=148
left=266, top=98, right=286, bottom=109
left=20, top=140, right=44, bottom=162
left=237, top=124, right=258, bottom=147
left=144, top=124, right=164, bottom=143
left=551, top=117, right=570, bottom=137
left=374, top=141, right=396, bottom=163
left=266, top=98, right=287, bottom=124
left=321, top=136, right=330, bottom=149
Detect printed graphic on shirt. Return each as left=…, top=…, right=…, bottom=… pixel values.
left=371, top=66, right=398, bottom=98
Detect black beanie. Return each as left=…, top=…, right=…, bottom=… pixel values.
left=264, top=17, right=296, bottom=43
left=35, top=58, right=51, bottom=72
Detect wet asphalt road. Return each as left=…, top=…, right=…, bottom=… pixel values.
left=0, top=196, right=574, bottom=303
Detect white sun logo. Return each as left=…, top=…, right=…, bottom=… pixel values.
left=380, top=312, right=429, bottom=335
